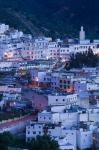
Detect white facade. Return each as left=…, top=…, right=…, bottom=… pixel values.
left=87, top=83, right=99, bottom=91
left=48, top=94, right=78, bottom=106
left=71, top=43, right=97, bottom=54
left=26, top=123, right=44, bottom=141
left=77, top=129, right=93, bottom=150
left=49, top=128, right=77, bottom=150
left=0, top=24, right=9, bottom=34
left=38, top=110, right=78, bottom=127
left=79, top=113, right=88, bottom=122
left=47, top=42, right=60, bottom=59
left=0, top=86, right=21, bottom=93
left=38, top=111, right=52, bottom=123
left=3, top=92, right=21, bottom=101
left=26, top=122, right=77, bottom=150
left=89, top=113, right=99, bottom=122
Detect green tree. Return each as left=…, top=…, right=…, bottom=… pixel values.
left=0, top=132, right=26, bottom=149
left=28, top=135, right=59, bottom=150
left=0, top=132, right=14, bottom=150
left=68, top=49, right=98, bottom=69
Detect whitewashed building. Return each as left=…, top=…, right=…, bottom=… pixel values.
left=77, top=129, right=93, bottom=150
left=48, top=94, right=78, bottom=107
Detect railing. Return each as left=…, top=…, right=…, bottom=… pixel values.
left=0, top=114, right=30, bottom=125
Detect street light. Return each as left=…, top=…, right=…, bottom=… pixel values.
left=35, top=77, right=39, bottom=87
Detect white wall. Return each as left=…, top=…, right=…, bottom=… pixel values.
left=26, top=124, right=44, bottom=140
left=79, top=113, right=88, bottom=122
left=38, top=112, right=52, bottom=123
left=77, top=129, right=93, bottom=150
left=48, top=94, right=78, bottom=106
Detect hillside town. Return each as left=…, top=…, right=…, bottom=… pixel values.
left=0, top=23, right=99, bottom=150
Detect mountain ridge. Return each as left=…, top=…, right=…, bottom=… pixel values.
left=0, top=0, right=99, bottom=38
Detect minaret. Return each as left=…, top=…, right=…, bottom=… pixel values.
left=79, top=26, right=85, bottom=41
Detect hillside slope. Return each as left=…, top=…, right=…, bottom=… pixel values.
left=0, top=0, right=99, bottom=38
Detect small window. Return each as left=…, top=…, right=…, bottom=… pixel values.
left=56, top=99, right=58, bottom=101
left=39, top=131, right=41, bottom=134
left=64, top=86, right=66, bottom=89
left=27, top=138, right=30, bottom=142
left=64, top=80, right=66, bottom=84
left=60, top=85, right=62, bottom=88
left=33, top=131, right=36, bottom=134
left=60, top=80, right=62, bottom=83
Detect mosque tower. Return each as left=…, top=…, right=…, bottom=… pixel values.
left=79, top=26, right=85, bottom=41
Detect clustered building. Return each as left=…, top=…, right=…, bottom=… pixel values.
left=0, top=23, right=99, bottom=150
left=0, top=24, right=99, bottom=62
left=26, top=67, right=99, bottom=150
